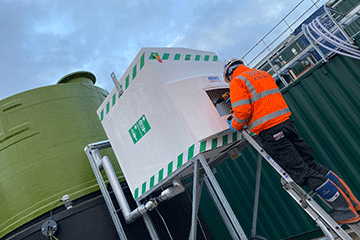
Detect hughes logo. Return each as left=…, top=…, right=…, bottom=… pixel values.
left=208, top=76, right=221, bottom=83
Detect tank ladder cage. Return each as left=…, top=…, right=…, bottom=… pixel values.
left=85, top=140, right=249, bottom=240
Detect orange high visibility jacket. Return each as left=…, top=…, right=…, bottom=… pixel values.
left=229, top=65, right=291, bottom=135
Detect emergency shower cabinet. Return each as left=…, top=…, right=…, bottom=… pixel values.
left=98, top=47, right=236, bottom=199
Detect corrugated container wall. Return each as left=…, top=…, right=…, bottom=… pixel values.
left=199, top=36, right=360, bottom=239
left=0, top=72, right=123, bottom=238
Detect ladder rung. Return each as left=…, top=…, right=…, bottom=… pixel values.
left=241, top=130, right=354, bottom=240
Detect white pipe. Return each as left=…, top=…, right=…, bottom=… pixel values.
left=304, top=24, right=360, bottom=60
left=314, top=17, right=358, bottom=49
left=313, top=18, right=360, bottom=53
left=308, top=18, right=360, bottom=57
left=309, top=21, right=360, bottom=56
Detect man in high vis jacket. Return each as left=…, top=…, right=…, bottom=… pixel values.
left=223, top=58, right=360, bottom=224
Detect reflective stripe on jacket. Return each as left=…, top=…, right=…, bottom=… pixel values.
left=229, top=65, right=291, bottom=134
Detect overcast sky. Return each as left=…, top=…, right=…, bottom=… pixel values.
left=0, top=0, right=328, bottom=100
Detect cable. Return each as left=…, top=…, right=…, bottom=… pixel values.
left=308, top=22, right=360, bottom=56
left=309, top=18, right=360, bottom=55
left=311, top=21, right=359, bottom=54
left=49, top=199, right=62, bottom=219
left=304, top=22, right=360, bottom=60
left=49, top=233, right=60, bottom=240
left=154, top=207, right=173, bottom=240
left=315, top=17, right=357, bottom=48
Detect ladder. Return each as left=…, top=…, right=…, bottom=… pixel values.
left=241, top=130, right=360, bottom=240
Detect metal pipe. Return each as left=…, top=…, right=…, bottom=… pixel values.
left=158, top=178, right=185, bottom=202
left=251, top=154, right=263, bottom=238
left=85, top=148, right=128, bottom=239
left=138, top=207, right=160, bottom=240
left=198, top=154, right=248, bottom=240
left=99, top=155, right=184, bottom=224
left=111, top=72, right=123, bottom=94
left=326, top=0, right=344, bottom=9
left=98, top=156, right=154, bottom=224
left=99, top=156, right=133, bottom=220
left=189, top=159, right=200, bottom=240
left=324, top=6, right=354, bottom=44
left=204, top=176, right=240, bottom=240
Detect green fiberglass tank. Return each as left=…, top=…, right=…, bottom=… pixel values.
left=0, top=71, right=124, bottom=238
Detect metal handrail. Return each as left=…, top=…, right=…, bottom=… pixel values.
left=242, top=0, right=324, bottom=67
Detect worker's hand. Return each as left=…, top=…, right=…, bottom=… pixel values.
left=226, top=118, right=237, bottom=132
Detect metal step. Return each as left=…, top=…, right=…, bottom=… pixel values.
left=241, top=130, right=355, bottom=240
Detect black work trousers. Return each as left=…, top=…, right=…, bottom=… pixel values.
left=258, top=119, right=329, bottom=190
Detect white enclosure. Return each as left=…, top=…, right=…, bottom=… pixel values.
left=98, top=47, right=239, bottom=199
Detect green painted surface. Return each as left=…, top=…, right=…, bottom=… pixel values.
left=200, top=37, right=360, bottom=239
left=0, top=72, right=124, bottom=238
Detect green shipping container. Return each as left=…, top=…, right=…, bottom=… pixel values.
left=199, top=36, right=360, bottom=239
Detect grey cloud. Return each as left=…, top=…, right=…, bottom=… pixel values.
left=1, top=0, right=329, bottom=100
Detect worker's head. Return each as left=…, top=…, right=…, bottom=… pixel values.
left=223, top=58, right=244, bottom=83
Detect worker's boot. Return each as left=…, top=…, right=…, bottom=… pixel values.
left=326, top=171, right=360, bottom=212
left=316, top=179, right=360, bottom=224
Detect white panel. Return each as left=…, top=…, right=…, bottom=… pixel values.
left=101, top=63, right=194, bottom=195
left=165, top=76, right=230, bottom=142
left=98, top=47, right=234, bottom=199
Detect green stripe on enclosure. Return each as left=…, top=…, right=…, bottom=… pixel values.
left=200, top=141, right=207, bottom=152
left=232, top=132, right=238, bottom=141
left=167, top=161, right=173, bottom=175
left=150, top=175, right=155, bottom=188
left=212, top=138, right=218, bottom=149
left=142, top=182, right=147, bottom=194
left=158, top=168, right=164, bottom=182
left=106, top=102, right=110, bottom=114
left=223, top=135, right=228, bottom=145
left=140, top=53, right=145, bottom=69
left=177, top=153, right=183, bottom=168
left=125, top=75, right=129, bottom=89
left=133, top=65, right=137, bottom=80
left=100, top=110, right=104, bottom=121
left=134, top=188, right=139, bottom=199
left=162, top=53, right=170, bottom=60
left=188, top=144, right=195, bottom=160
left=112, top=94, right=116, bottom=106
